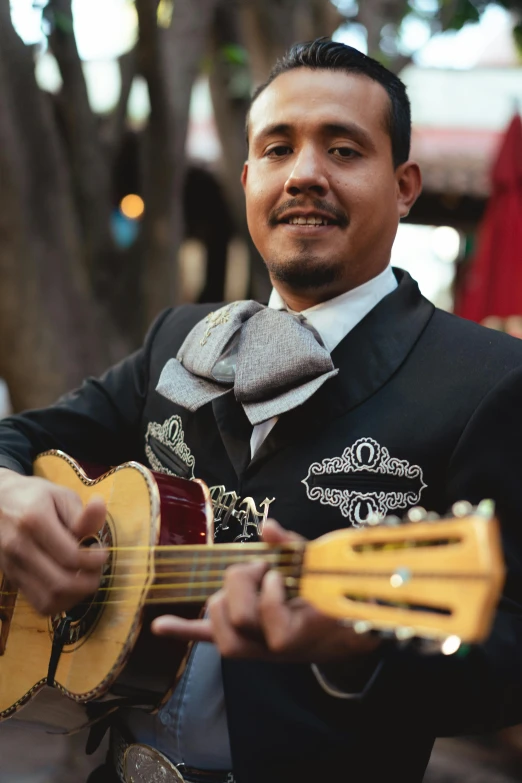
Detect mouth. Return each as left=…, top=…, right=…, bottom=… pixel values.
left=274, top=205, right=346, bottom=231
left=277, top=213, right=341, bottom=235
left=281, top=214, right=336, bottom=226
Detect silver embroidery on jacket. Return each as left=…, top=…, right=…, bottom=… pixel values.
left=302, top=437, right=426, bottom=527
left=209, top=485, right=275, bottom=543
left=145, top=415, right=195, bottom=478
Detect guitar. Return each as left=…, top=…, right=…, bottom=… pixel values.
left=0, top=450, right=504, bottom=729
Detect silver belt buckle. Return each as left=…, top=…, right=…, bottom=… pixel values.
left=123, top=743, right=186, bottom=783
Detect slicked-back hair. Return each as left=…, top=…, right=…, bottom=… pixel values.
left=246, top=38, right=411, bottom=169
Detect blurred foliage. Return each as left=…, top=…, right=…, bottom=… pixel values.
left=333, top=0, right=522, bottom=65
left=406, top=0, right=522, bottom=31
left=405, top=0, right=522, bottom=54
left=157, top=0, right=174, bottom=29
left=43, top=8, right=74, bottom=35
left=221, top=43, right=249, bottom=66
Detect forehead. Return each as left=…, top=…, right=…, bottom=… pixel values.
left=248, top=68, right=391, bottom=145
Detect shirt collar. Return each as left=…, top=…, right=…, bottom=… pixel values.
left=267, top=265, right=398, bottom=353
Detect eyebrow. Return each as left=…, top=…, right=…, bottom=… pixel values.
left=253, top=121, right=376, bottom=152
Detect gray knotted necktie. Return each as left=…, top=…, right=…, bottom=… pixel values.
left=156, top=300, right=338, bottom=425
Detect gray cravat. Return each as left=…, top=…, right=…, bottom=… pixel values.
left=156, top=300, right=338, bottom=425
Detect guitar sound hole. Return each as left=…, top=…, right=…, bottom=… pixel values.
left=49, top=518, right=114, bottom=647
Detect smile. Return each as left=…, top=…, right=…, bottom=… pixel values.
left=283, top=216, right=333, bottom=226
left=278, top=219, right=338, bottom=234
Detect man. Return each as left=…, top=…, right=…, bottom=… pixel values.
left=1, top=38, right=522, bottom=783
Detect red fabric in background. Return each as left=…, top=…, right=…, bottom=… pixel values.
left=455, top=114, right=522, bottom=322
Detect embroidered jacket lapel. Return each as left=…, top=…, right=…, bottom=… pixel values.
left=249, top=270, right=434, bottom=471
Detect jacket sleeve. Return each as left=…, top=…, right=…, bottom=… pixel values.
left=360, top=364, right=522, bottom=736
left=0, top=310, right=171, bottom=475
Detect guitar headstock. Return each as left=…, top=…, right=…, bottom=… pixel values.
left=300, top=500, right=504, bottom=651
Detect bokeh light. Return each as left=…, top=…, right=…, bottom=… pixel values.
left=120, top=194, right=145, bottom=220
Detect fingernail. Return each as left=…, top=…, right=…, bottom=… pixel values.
left=264, top=569, right=281, bottom=589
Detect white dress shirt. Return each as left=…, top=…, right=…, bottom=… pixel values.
left=126, top=265, right=398, bottom=768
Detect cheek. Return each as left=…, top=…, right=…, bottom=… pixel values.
left=245, top=182, right=277, bottom=233
left=349, top=177, right=398, bottom=225
left=246, top=163, right=286, bottom=207
left=245, top=192, right=263, bottom=231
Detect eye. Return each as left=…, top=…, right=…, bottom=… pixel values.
left=330, top=147, right=360, bottom=159
left=266, top=145, right=292, bottom=157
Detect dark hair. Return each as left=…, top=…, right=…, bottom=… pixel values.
left=247, top=38, right=411, bottom=168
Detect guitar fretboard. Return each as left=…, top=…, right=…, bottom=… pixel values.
left=147, top=543, right=305, bottom=603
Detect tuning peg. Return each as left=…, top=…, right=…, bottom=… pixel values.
left=406, top=506, right=427, bottom=523
left=416, top=635, right=462, bottom=656
left=390, top=567, right=412, bottom=588
left=353, top=620, right=373, bottom=635
left=425, top=511, right=440, bottom=521
left=441, top=635, right=461, bottom=656
left=366, top=511, right=383, bottom=526
left=475, top=499, right=495, bottom=519
left=451, top=500, right=473, bottom=518
left=394, top=626, right=415, bottom=642
left=383, top=515, right=401, bottom=526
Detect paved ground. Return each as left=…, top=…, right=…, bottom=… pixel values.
left=2, top=722, right=522, bottom=781
left=426, top=736, right=522, bottom=782
left=0, top=721, right=106, bottom=783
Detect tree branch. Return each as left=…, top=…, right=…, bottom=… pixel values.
left=101, top=46, right=138, bottom=159
left=47, top=0, right=114, bottom=288
left=353, top=0, right=407, bottom=59
left=239, top=0, right=300, bottom=85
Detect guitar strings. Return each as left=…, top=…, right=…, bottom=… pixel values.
left=0, top=556, right=303, bottom=608
left=83, top=541, right=306, bottom=558
left=0, top=564, right=301, bottom=599
left=0, top=543, right=305, bottom=612
left=0, top=554, right=302, bottom=596
left=0, top=572, right=302, bottom=612
left=103, top=552, right=301, bottom=564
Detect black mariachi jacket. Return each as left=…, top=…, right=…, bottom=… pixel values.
left=3, top=270, right=522, bottom=782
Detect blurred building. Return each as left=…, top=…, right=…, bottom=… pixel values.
left=403, top=66, right=522, bottom=231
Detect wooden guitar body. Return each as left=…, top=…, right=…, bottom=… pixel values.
left=0, top=451, right=213, bottom=727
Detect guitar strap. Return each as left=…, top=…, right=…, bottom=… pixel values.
left=46, top=615, right=73, bottom=686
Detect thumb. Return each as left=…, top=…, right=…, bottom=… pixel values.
left=262, top=518, right=306, bottom=545
left=72, top=496, right=107, bottom=541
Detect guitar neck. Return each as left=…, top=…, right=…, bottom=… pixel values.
left=148, top=543, right=306, bottom=604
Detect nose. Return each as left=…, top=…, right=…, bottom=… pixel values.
left=284, top=146, right=329, bottom=198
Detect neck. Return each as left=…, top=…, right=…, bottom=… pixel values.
left=146, top=542, right=305, bottom=604
left=270, top=265, right=391, bottom=312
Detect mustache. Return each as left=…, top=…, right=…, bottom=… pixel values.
left=268, top=198, right=348, bottom=228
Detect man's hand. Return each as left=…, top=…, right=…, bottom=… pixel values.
left=152, top=520, right=381, bottom=664
left=0, top=469, right=107, bottom=615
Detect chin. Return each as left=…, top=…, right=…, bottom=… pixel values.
left=265, top=254, right=342, bottom=292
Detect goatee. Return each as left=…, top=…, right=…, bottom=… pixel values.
left=265, top=253, right=341, bottom=291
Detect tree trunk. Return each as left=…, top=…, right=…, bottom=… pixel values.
left=208, top=2, right=270, bottom=301
left=0, top=8, right=120, bottom=410
left=47, top=0, right=115, bottom=294
left=136, top=0, right=220, bottom=325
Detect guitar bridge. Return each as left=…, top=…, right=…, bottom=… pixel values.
left=0, top=576, right=16, bottom=656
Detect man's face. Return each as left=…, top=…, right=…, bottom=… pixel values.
left=242, top=68, right=420, bottom=300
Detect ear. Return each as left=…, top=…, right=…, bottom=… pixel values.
left=395, top=161, right=422, bottom=219
left=241, top=161, right=249, bottom=192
